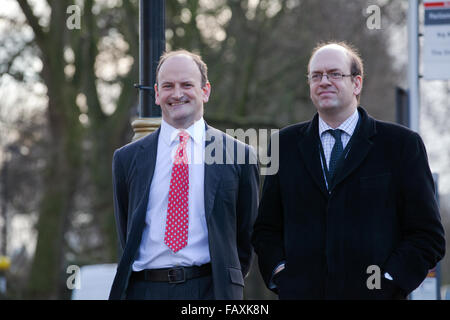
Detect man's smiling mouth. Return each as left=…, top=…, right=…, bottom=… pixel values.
left=319, top=91, right=336, bottom=96
left=169, top=101, right=188, bottom=106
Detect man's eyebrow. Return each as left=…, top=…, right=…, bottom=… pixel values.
left=160, top=78, right=196, bottom=83
left=160, top=81, right=173, bottom=85
left=311, top=68, right=342, bottom=73
left=326, top=68, right=342, bottom=73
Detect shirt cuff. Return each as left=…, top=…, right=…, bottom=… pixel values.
left=384, top=272, right=393, bottom=281
left=268, top=261, right=286, bottom=289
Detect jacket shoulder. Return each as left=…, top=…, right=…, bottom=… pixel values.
left=277, top=121, right=310, bottom=140
left=114, top=130, right=158, bottom=159
left=207, top=126, right=253, bottom=149
left=374, top=120, right=421, bottom=141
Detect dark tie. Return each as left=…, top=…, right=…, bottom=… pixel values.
left=328, top=129, right=343, bottom=179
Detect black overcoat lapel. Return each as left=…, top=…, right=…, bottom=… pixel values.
left=297, top=114, right=329, bottom=198
left=331, top=107, right=376, bottom=190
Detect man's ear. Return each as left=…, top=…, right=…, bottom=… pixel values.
left=154, top=83, right=160, bottom=105
left=202, top=82, right=211, bottom=103
left=353, top=75, right=363, bottom=96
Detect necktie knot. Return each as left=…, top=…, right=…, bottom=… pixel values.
left=178, top=130, right=190, bottom=144
left=174, top=131, right=189, bottom=164
left=327, top=129, right=342, bottom=140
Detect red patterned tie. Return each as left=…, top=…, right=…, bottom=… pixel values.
left=164, top=131, right=190, bottom=252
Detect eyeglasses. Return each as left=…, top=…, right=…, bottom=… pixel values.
left=308, top=72, right=354, bottom=83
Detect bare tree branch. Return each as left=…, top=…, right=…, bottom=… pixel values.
left=16, top=0, right=47, bottom=51
left=0, top=39, right=35, bottom=80
left=121, top=0, right=139, bottom=59
left=80, top=0, right=106, bottom=122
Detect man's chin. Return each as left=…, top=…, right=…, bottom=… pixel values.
left=169, top=114, right=198, bottom=129
left=318, top=102, right=339, bottom=111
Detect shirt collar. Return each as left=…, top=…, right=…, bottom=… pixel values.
left=319, top=109, right=359, bottom=137
left=160, top=117, right=205, bottom=146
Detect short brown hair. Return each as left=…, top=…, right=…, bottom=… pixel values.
left=156, top=49, right=209, bottom=87
left=308, top=41, right=364, bottom=102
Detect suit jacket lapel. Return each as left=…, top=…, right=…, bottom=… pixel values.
left=297, top=115, right=329, bottom=198
left=204, top=124, right=222, bottom=222
left=332, top=107, right=376, bottom=189
left=136, top=129, right=160, bottom=197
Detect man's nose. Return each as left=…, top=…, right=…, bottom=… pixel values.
left=319, top=74, right=332, bottom=85
left=173, top=85, right=183, bottom=99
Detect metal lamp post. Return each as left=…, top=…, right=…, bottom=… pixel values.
left=131, top=0, right=165, bottom=141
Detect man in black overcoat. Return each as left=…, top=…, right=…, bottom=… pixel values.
left=252, top=42, right=445, bottom=299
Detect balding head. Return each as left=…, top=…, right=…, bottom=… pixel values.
left=308, top=42, right=364, bottom=103
left=156, top=50, right=209, bottom=87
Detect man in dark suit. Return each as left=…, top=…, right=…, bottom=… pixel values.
left=109, top=50, right=259, bottom=300
left=252, top=42, right=445, bottom=299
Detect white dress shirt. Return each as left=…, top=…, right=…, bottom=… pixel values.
left=318, top=109, right=359, bottom=166
left=132, top=118, right=210, bottom=270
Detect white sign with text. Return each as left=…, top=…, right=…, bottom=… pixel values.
left=423, top=1, right=450, bottom=79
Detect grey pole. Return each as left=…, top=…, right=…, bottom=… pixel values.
left=138, top=0, right=165, bottom=118
left=1, top=160, right=7, bottom=256
left=408, top=0, right=420, bottom=132
left=132, top=0, right=165, bottom=141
